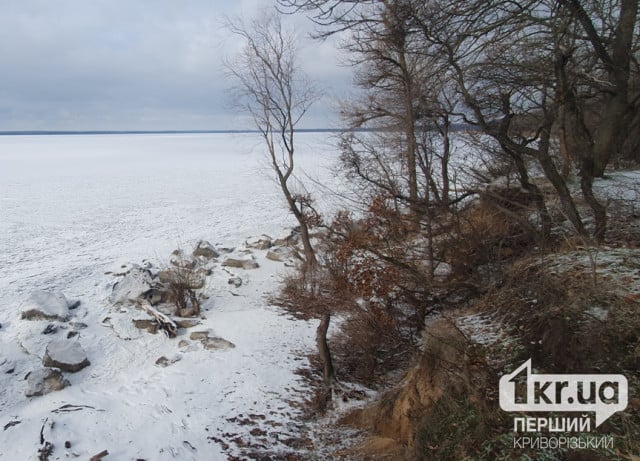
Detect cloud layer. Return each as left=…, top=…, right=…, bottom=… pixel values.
left=0, top=1, right=350, bottom=130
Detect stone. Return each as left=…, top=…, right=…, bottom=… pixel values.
left=228, top=277, right=243, bottom=288
left=21, top=291, right=71, bottom=321
left=142, top=288, right=164, bottom=306
left=132, top=319, right=158, bottom=334
left=192, top=240, right=219, bottom=260
left=42, top=340, right=90, bottom=373
left=266, top=247, right=296, bottom=262
left=204, top=337, right=236, bottom=350
left=174, top=318, right=201, bottom=329
left=25, top=368, right=70, bottom=397
left=189, top=330, right=211, bottom=341
left=109, top=266, right=153, bottom=305
left=245, top=235, right=272, bottom=250
left=68, top=300, right=81, bottom=310
left=155, top=355, right=181, bottom=367
left=222, top=258, right=259, bottom=270
left=42, top=324, right=58, bottom=335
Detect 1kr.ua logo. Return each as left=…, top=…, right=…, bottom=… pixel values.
left=499, top=359, right=628, bottom=427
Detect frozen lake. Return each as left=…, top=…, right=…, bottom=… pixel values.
left=0, top=132, right=339, bottom=307
left=0, top=132, right=343, bottom=460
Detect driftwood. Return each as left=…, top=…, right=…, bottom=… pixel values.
left=90, top=449, right=109, bottom=461
left=137, top=301, right=178, bottom=338
left=316, top=311, right=336, bottom=389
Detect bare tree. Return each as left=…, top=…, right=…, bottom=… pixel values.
left=225, top=12, right=319, bottom=269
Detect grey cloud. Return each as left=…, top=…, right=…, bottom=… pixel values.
left=0, top=1, right=350, bottom=130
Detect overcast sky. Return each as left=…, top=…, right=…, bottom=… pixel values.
left=0, top=0, right=351, bottom=131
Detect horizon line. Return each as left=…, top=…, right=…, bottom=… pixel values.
left=0, top=128, right=351, bottom=136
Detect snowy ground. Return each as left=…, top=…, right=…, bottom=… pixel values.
left=0, top=133, right=342, bottom=460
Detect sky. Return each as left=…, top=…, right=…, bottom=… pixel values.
left=0, top=0, right=352, bottom=131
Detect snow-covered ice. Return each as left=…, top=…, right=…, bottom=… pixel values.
left=0, top=133, right=340, bottom=459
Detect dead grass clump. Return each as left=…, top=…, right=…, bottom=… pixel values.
left=445, top=200, right=538, bottom=278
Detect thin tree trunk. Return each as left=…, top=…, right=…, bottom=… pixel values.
left=316, top=311, right=335, bottom=389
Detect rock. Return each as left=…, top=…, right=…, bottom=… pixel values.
left=67, top=331, right=78, bottom=339
left=21, top=291, right=71, bottom=321
left=25, top=368, right=70, bottom=397
left=204, top=337, right=236, bottom=350
left=173, top=318, right=201, bottom=329
left=192, top=241, right=219, bottom=260
left=266, top=247, right=297, bottom=262
left=178, top=340, right=190, bottom=348
left=142, top=288, right=164, bottom=305
left=189, top=330, right=211, bottom=341
left=68, top=300, right=81, bottom=310
left=222, top=258, right=259, bottom=270
left=245, top=235, right=272, bottom=250
left=69, top=322, right=88, bottom=330
left=217, top=246, right=235, bottom=254
left=189, top=330, right=235, bottom=350
left=110, top=317, right=142, bottom=340
left=42, top=340, right=90, bottom=372
left=228, top=277, right=243, bottom=288
left=109, top=266, right=153, bottom=305
left=42, top=324, right=58, bottom=335
left=132, top=319, right=158, bottom=334
left=155, top=355, right=181, bottom=367
left=273, top=229, right=300, bottom=247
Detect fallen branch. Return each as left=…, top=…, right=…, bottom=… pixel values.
left=90, top=449, right=109, bottom=461
left=137, top=301, right=177, bottom=338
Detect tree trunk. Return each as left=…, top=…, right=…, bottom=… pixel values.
left=316, top=311, right=335, bottom=389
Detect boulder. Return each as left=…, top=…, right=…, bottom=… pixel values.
left=109, top=266, right=153, bottom=305
left=245, top=235, right=272, bottom=250
left=222, top=258, right=259, bottom=270
left=21, top=291, right=71, bottom=321
left=26, top=368, right=70, bottom=397
left=42, top=340, right=90, bottom=373
left=266, top=247, right=297, bottom=263
left=192, top=241, right=219, bottom=260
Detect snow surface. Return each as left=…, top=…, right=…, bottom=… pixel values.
left=0, top=133, right=341, bottom=459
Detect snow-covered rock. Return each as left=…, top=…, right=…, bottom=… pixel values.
left=204, top=337, right=235, bottom=350
left=266, top=247, right=297, bottom=262
left=192, top=240, right=219, bottom=260
left=189, top=330, right=235, bottom=350
left=42, top=340, right=90, bottom=372
left=245, top=235, right=272, bottom=250
left=25, top=368, right=70, bottom=397
left=228, top=276, right=243, bottom=288
left=109, top=266, right=153, bottom=305
left=21, top=291, right=71, bottom=321
left=222, top=257, right=259, bottom=270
